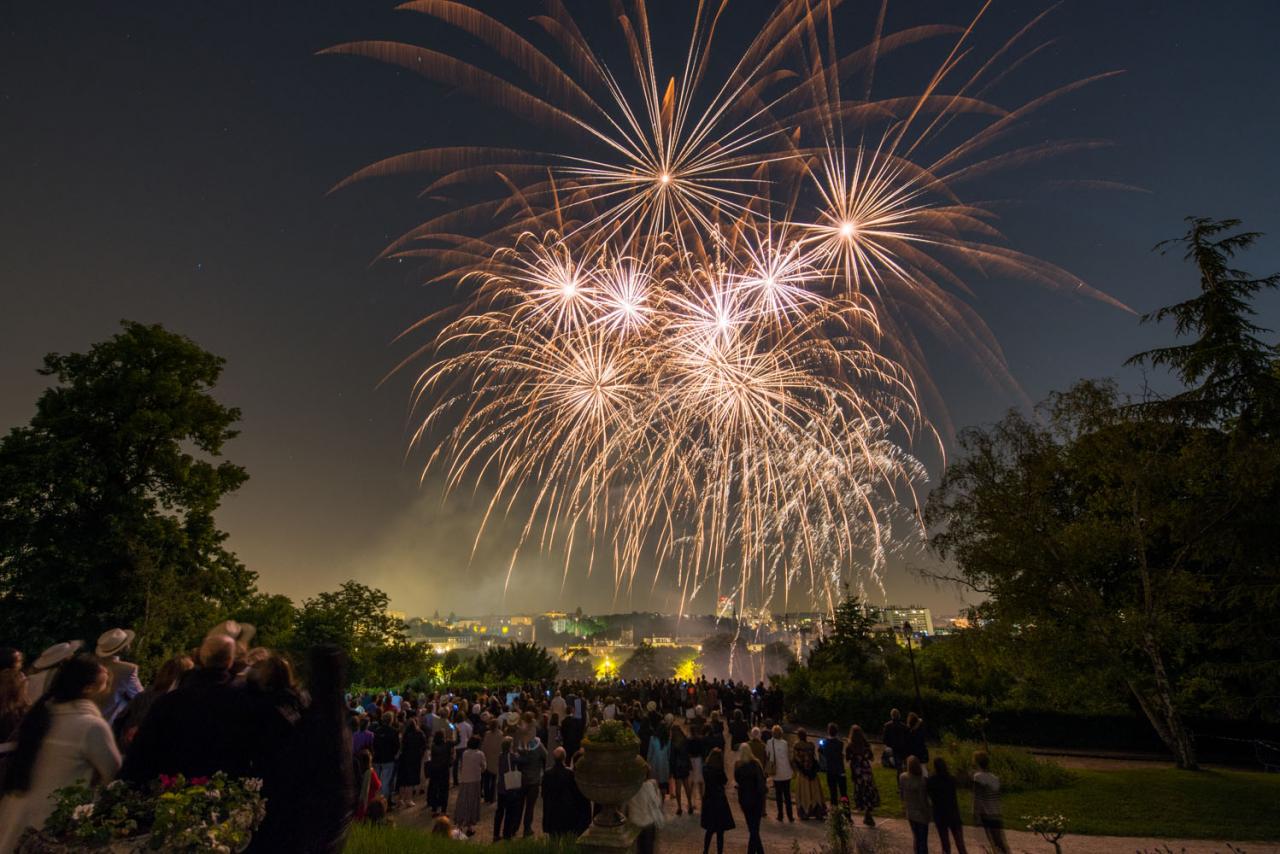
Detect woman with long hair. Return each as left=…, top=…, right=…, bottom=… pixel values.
left=397, top=716, right=426, bottom=808
left=699, top=748, right=735, bottom=854
left=846, top=724, right=880, bottom=827
left=354, top=749, right=381, bottom=821
left=646, top=720, right=671, bottom=801
left=790, top=728, right=825, bottom=821
left=426, top=729, right=452, bottom=816
left=0, top=669, right=29, bottom=742
left=113, top=655, right=192, bottom=748
left=670, top=719, right=694, bottom=815
left=0, top=656, right=118, bottom=853
left=733, top=743, right=767, bottom=854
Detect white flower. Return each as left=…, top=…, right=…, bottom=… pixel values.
left=243, top=778, right=263, bottom=793
left=207, top=788, right=222, bottom=800
left=72, top=803, right=95, bottom=820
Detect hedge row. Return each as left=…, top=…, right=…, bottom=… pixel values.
left=787, top=684, right=1280, bottom=764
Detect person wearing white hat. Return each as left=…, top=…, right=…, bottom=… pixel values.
left=24, top=641, right=83, bottom=705
left=94, top=628, right=142, bottom=726
left=205, top=620, right=256, bottom=653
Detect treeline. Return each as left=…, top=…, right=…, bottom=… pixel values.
left=777, top=218, right=1280, bottom=769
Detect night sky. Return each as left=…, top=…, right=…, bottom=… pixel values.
left=3, top=1, right=1278, bottom=618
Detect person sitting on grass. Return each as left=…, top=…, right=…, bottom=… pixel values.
left=431, top=815, right=466, bottom=840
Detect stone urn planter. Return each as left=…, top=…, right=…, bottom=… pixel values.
left=574, top=724, right=648, bottom=852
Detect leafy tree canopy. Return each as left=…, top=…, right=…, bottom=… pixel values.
left=0, top=322, right=254, bottom=666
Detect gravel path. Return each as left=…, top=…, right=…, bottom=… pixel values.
left=396, top=786, right=1279, bottom=853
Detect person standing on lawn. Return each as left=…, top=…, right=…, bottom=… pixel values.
left=823, top=722, right=847, bottom=805
left=927, top=757, right=967, bottom=854
left=972, top=751, right=1009, bottom=853
left=846, top=724, right=880, bottom=827
left=881, top=708, right=908, bottom=773
left=899, top=754, right=931, bottom=854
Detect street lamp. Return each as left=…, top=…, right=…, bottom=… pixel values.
left=903, top=620, right=923, bottom=713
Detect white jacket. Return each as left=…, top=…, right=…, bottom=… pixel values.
left=765, top=736, right=793, bottom=781
left=0, top=700, right=121, bottom=854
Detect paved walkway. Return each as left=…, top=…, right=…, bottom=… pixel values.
left=395, top=786, right=1279, bottom=853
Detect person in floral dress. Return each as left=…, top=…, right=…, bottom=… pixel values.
left=846, top=725, right=880, bottom=826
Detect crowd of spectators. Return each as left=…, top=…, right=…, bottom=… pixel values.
left=0, top=634, right=1008, bottom=854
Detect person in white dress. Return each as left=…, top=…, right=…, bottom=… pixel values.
left=0, top=655, right=120, bottom=854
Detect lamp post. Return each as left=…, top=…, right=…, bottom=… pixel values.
left=903, top=620, right=923, bottom=713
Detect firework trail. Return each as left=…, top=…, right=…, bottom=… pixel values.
left=324, top=0, right=1124, bottom=613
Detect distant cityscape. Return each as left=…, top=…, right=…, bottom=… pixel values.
left=390, top=601, right=966, bottom=679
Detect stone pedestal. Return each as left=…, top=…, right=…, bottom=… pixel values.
left=577, top=820, right=640, bottom=854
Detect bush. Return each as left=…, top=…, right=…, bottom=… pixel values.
left=586, top=719, right=639, bottom=745
left=934, top=737, right=1074, bottom=792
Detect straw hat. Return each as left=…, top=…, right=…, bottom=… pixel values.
left=95, top=628, right=135, bottom=658
left=33, top=640, right=83, bottom=670
left=206, top=620, right=256, bottom=647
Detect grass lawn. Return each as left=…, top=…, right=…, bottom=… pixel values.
left=857, top=766, right=1280, bottom=840
left=346, top=824, right=581, bottom=853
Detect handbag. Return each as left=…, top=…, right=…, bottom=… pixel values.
left=501, top=756, right=523, bottom=791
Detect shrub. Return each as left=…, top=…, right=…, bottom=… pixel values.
left=935, top=737, right=1074, bottom=792
left=586, top=719, right=639, bottom=746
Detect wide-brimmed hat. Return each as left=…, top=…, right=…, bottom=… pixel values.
left=34, top=640, right=83, bottom=670
left=96, top=628, right=135, bottom=658
left=206, top=620, right=256, bottom=647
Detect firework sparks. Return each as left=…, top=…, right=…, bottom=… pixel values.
left=326, top=0, right=1123, bottom=613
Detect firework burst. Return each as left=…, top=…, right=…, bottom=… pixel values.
left=325, top=0, right=1123, bottom=613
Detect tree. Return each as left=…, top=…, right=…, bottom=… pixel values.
left=0, top=322, right=255, bottom=666
left=231, top=592, right=297, bottom=653
left=806, top=596, right=892, bottom=689
left=475, top=641, right=558, bottom=683
left=1127, top=217, right=1280, bottom=430
left=927, top=381, right=1235, bottom=768
left=291, top=581, right=426, bottom=686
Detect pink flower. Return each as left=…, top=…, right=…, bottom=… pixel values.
left=190, top=777, right=211, bottom=786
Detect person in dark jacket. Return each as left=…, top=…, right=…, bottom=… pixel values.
left=733, top=744, right=768, bottom=854
left=493, top=737, right=524, bottom=841
left=699, top=749, right=735, bottom=854
left=822, top=723, right=847, bottom=805
left=905, top=713, right=930, bottom=764
left=248, top=646, right=353, bottom=854
left=370, top=713, right=400, bottom=805
left=121, top=635, right=256, bottom=784
left=561, top=706, right=584, bottom=762
left=880, top=708, right=908, bottom=773
left=426, top=731, right=452, bottom=816
left=540, top=747, right=580, bottom=835
left=729, top=709, right=750, bottom=751
left=927, top=757, right=968, bottom=854
left=397, top=718, right=427, bottom=808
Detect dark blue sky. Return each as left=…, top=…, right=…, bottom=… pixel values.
left=2, top=1, right=1278, bottom=617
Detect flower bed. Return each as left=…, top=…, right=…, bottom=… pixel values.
left=19, top=773, right=266, bottom=853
